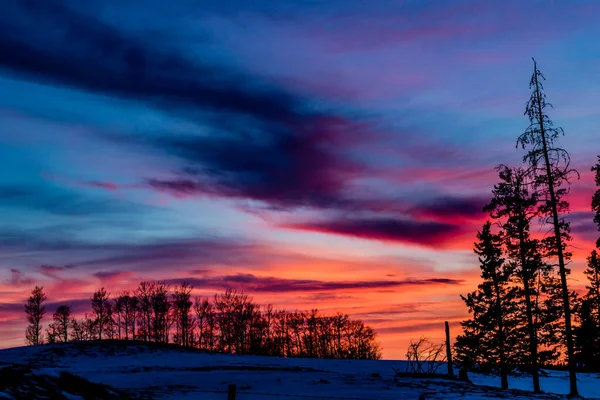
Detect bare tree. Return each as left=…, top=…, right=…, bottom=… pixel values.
left=52, top=305, right=72, bottom=343
left=91, top=287, right=112, bottom=340
left=172, top=282, right=194, bottom=347
left=70, top=318, right=87, bottom=341
left=21, top=284, right=381, bottom=360
left=406, top=337, right=447, bottom=375
left=25, top=286, right=46, bottom=345
left=115, top=292, right=138, bottom=340
left=151, top=282, right=171, bottom=343
left=135, top=281, right=154, bottom=341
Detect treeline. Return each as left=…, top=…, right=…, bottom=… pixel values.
left=24, top=285, right=381, bottom=360
left=454, top=59, right=600, bottom=396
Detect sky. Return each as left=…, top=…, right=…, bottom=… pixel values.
left=1, top=0, right=600, bottom=359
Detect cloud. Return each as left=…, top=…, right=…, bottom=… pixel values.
left=0, top=2, right=378, bottom=214
left=78, top=239, right=266, bottom=272
left=377, top=320, right=461, bottom=335
left=38, top=265, right=76, bottom=275
left=93, top=270, right=134, bottom=282
left=46, top=298, right=91, bottom=315
left=0, top=228, right=258, bottom=265
left=142, top=114, right=364, bottom=210
left=0, top=184, right=138, bottom=217
left=0, top=302, right=23, bottom=317
left=411, top=195, right=487, bottom=223
left=282, top=216, right=463, bottom=247
left=163, top=273, right=463, bottom=293
left=0, top=2, right=305, bottom=125
left=5, top=269, right=34, bottom=287
left=0, top=298, right=91, bottom=321
left=300, top=293, right=358, bottom=302
left=353, top=304, right=423, bottom=318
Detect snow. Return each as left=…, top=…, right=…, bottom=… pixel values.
left=0, top=342, right=598, bottom=399
left=470, top=370, right=600, bottom=398
left=61, top=393, right=84, bottom=400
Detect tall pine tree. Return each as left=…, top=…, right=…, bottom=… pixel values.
left=485, top=165, right=550, bottom=392
left=455, top=222, right=519, bottom=389
left=592, top=156, right=600, bottom=248
left=575, top=158, right=600, bottom=370
left=575, top=251, right=600, bottom=370
left=517, top=59, right=579, bottom=396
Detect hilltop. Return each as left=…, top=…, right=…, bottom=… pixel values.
left=0, top=341, right=598, bottom=399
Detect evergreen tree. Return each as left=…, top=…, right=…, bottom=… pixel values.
left=574, top=299, right=599, bottom=370
left=534, top=265, right=576, bottom=365
left=455, top=222, right=519, bottom=389
left=24, top=286, right=47, bottom=345
left=453, top=321, right=481, bottom=377
left=585, top=247, right=600, bottom=321
left=575, top=251, right=600, bottom=369
left=485, top=165, right=561, bottom=391
left=592, top=156, right=600, bottom=248
left=517, top=59, right=579, bottom=396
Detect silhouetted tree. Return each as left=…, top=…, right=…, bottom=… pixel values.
left=69, top=314, right=97, bottom=341
left=456, top=222, right=519, bottom=389
left=194, top=296, right=216, bottom=350
left=25, top=286, right=46, bottom=345
left=485, top=165, right=553, bottom=391
left=21, top=282, right=381, bottom=360
left=575, top=251, right=600, bottom=370
left=70, top=318, right=86, bottom=341
left=91, top=287, right=112, bottom=340
left=263, top=304, right=275, bottom=355
left=592, top=156, right=600, bottom=248
left=453, top=325, right=480, bottom=379
left=575, top=156, right=600, bottom=369
left=150, top=282, right=171, bottom=343
left=115, top=292, right=138, bottom=340
left=172, top=282, right=194, bottom=347
left=517, top=58, right=579, bottom=396
left=584, top=250, right=600, bottom=322
left=52, top=305, right=72, bottom=343
left=135, top=281, right=154, bottom=341
left=46, top=322, right=59, bottom=344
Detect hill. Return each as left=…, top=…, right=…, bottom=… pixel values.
left=0, top=341, right=598, bottom=399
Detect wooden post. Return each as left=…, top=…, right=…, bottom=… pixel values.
left=228, top=384, right=236, bottom=400
left=445, top=321, right=454, bottom=376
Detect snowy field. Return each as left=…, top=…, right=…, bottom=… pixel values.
left=0, top=341, right=598, bottom=399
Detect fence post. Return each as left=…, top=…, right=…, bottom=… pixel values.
left=445, top=321, right=454, bottom=376
left=228, top=384, right=236, bottom=400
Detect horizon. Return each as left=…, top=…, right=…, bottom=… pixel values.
left=1, top=0, right=600, bottom=360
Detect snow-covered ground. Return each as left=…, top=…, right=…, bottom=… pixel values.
left=0, top=341, right=598, bottom=399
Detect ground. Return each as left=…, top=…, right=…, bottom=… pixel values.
left=0, top=341, right=598, bottom=399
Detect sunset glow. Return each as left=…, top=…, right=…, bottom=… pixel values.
left=1, top=0, right=600, bottom=359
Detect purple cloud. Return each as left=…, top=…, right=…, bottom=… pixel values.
left=282, top=217, right=463, bottom=247
left=163, top=273, right=463, bottom=293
